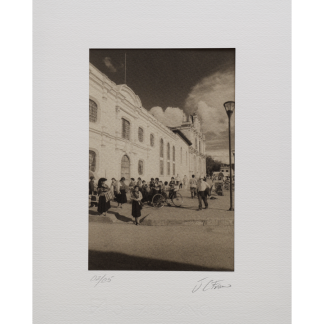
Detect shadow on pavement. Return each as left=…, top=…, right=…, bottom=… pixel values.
left=89, top=209, right=100, bottom=215
left=107, top=210, right=133, bottom=223
left=88, top=250, right=233, bottom=271
left=139, top=214, right=151, bottom=224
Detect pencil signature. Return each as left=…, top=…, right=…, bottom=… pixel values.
left=192, top=277, right=231, bottom=293
left=90, top=274, right=114, bottom=287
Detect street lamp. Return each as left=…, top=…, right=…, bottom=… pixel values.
left=223, top=101, right=235, bottom=211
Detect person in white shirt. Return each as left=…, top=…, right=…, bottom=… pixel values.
left=189, top=175, right=197, bottom=198
left=183, top=175, right=188, bottom=189
left=197, top=177, right=210, bottom=210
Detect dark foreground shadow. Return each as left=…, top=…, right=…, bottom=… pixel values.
left=88, top=250, right=233, bottom=271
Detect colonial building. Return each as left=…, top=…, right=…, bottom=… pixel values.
left=89, top=63, right=207, bottom=182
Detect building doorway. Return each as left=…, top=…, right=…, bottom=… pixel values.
left=121, top=155, right=130, bottom=181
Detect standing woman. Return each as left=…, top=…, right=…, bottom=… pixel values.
left=118, top=177, right=128, bottom=208
left=97, top=178, right=111, bottom=216
left=129, top=178, right=136, bottom=191
left=137, top=177, right=143, bottom=194
left=131, top=185, right=143, bottom=225
left=111, top=178, right=120, bottom=203
left=141, top=180, right=148, bottom=203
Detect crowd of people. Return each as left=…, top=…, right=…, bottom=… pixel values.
left=89, top=173, right=224, bottom=225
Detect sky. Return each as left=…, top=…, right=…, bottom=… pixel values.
left=90, top=49, right=235, bottom=163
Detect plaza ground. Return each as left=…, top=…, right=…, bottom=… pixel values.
left=89, top=187, right=234, bottom=271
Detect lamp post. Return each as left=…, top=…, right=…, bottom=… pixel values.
left=223, top=101, right=235, bottom=211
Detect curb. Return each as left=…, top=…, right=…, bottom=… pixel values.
left=89, top=215, right=234, bottom=227
left=141, top=218, right=234, bottom=226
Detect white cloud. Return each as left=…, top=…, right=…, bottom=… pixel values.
left=184, top=70, right=235, bottom=154
left=148, top=69, right=235, bottom=158
left=103, top=57, right=117, bottom=73
left=149, top=106, right=183, bottom=127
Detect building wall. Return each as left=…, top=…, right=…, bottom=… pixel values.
left=89, top=63, right=206, bottom=183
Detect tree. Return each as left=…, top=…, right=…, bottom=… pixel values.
left=206, top=156, right=222, bottom=176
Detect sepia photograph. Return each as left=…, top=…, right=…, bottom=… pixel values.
left=31, top=1, right=292, bottom=322
left=88, top=49, right=235, bottom=271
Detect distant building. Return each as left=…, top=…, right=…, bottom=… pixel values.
left=89, top=63, right=207, bottom=182
left=220, top=164, right=234, bottom=174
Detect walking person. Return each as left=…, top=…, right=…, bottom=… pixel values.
left=197, top=176, right=210, bottom=210
left=118, top=177, right=128, bottom=208
left=97, top=178, right=112, bottom=216
left=130, top=185, right=143, bottom=225
left=189, top=175, right=197, bottom=198
left=183, top=175, right=188, bottom=189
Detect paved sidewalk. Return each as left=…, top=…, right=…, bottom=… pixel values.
left=89, top=188, right=234, bottom=226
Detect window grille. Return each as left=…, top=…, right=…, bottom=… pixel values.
left=160, top=160, right=164, bottom=175
left=122, top=118, right=130, bottom=140
left=167, top=143, right=170, bottom=160
left=173, top=146, right=175, bottom=162
left=160, top=139, right=164, bottom=158
left=89, top=100, right=97, bottom=123
left=89, top=150, right=96, bottom=172
left=138, top=160, right=143, bottom=175
left=150, top=134, right=154, bottom=147
left=138, top=127, right=144, bottom=142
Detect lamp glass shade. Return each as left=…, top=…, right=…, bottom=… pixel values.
left=223, top=101, right=235, bottom=113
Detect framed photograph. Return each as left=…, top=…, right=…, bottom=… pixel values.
left=34, top=0, right=291, bottom=323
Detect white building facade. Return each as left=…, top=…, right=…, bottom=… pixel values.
left=89, top=63, right=207, bottom=182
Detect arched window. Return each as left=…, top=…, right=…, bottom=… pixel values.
left=181, top=147, right=182, bottom=164
left=167, top=162, right=170, bottom=175
left=172, top=146, right=175, bottom=175
left=160, top=139, right=164, bottom=158
left=89, top=150, right=96, bottom=171
left=195, top=138, right=197, bottom=150
left=122, top=118, right=130, bottom=140
left=89, top=99, right=97, bottom=123
left=138, top=160, right=144, bottom=175
left=160, top=139, right=164, bottom=175
left=138, top=127, right=144, bottom=142
left=160, top=160, right=164, bottom=176
left=150, top=134, right=154, bottom=147
left=186, top=151, right=187, bottom=165
left=167, top=143, right=170, bottom=160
